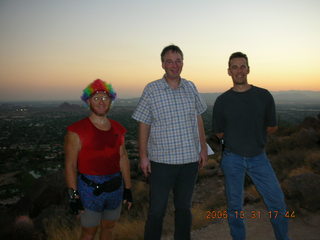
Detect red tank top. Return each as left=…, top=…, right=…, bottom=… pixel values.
left=67, top=117, right=126, bottom=175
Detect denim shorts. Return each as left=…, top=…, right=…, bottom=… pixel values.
left=77, top=172, right=123, bottom=212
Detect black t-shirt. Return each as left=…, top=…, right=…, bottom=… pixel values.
left=212, top=86, right=276, bottom=157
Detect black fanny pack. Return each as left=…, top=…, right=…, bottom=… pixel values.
left=81, top=174, right=122, bottom=196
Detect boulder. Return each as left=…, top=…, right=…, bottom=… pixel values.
left=0, top=170, right=67, bottom=240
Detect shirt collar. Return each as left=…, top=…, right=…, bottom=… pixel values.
left=160, top=76, right=187, bottom=90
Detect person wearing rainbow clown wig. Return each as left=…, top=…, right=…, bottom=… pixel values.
left=64, top=79, right=132, bottom=240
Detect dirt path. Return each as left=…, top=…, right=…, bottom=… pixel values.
left=161, top=202, right=320, bottom=240
left=190, top=203, right=320, bottom=240
left=161, top=168, right=320, bottom=240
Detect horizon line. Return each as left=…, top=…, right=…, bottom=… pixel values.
left=1, top=89, right=320, bottom=103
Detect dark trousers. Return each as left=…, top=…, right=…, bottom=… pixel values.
left=144, top=161, right=199, bottom=240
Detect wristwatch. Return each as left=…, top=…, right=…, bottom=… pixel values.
left=67, top=188, right=79, bottom=199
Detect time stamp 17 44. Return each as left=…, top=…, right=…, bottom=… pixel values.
left=206, top=210, right=296, bottom=220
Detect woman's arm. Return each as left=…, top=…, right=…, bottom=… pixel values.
left=64, top=131, right=81, bottom=190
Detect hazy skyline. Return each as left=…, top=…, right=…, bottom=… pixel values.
left=1, top=0, right=320, bottom=101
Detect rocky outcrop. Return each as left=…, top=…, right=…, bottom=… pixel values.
left=0, top=171, right=67, bottom=240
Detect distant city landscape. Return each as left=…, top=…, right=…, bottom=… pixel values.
left=0, top=91, right=319, bottom=205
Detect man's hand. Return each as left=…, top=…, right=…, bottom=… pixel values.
left=140, top=157, right=151, bottom=177
left=199, top=148, right=208, bottom=169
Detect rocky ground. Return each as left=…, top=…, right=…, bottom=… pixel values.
left=1, top=153, right=320, bottom=240
left=190, top=202, right=320, bottom=240
left=160, top=172, right=320, bottom=240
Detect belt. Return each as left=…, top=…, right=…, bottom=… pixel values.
left=80, top=174, right=122, bottom=196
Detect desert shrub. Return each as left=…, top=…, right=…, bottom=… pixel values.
left=192, top=203, right=214, bottom=229
left=200, top=186, right=226, bottom=211
left=267, top=121, right=320, bottom=155
left=275, top=124, right=299, bottom=137
left=305, top=150, right=320, bottom=174
left=291, top=128, right=320, bottom=149
left=113, top=218, right=145, bottom=240
left=270, top=149, right=307, bottom=181
left=266, top=135, right=282, bottom=155
left=301, top=116, right=320, bottom=130
left=44, top=215, right=80, bottom=240
left=288, top=166, right=313, bottom=177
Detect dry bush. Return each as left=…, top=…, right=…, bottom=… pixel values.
left=45, top=210, right=147, bottom=240
left=269, top=135, right=296, bottom=152
left=266, top=135, right=283, bottom=155
left=192, top=203, right=212, bottom=229
left=276, top=125, right=299, bottom=137
left=131, top=180, right=148, bottom=201
left=114, top=218, right=145, bottom=240
left=288, top=166, right=313, bottom=177
left=267, top=126, right=320, bottom=155
left=45, top=215, right=81, bottom=240
left=291, top=128, right=320, bottom=149
left=305, top=150, right=320, bottom=174
left=200, top=187, right=226, bottom=211
left=269, top=149, right=307, bottom=180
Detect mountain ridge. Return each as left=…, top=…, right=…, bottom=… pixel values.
left=1, top=90, right=319, bottom=106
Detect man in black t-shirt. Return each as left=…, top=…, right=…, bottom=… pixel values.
left=212, top=52, right=290, bottom=240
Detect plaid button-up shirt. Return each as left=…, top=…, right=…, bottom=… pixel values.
left=132, top=77, right=207, bottom=164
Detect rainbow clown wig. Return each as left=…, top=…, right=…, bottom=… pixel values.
left=81, top=79, right=117, bottom=103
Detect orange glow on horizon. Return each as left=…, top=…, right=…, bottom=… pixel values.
left=1, top=1, right=319, bottom=101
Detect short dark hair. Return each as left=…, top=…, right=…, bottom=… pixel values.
left=161, top=45, right=184, bottom=62
left=228, top=52, right=249, bottom=67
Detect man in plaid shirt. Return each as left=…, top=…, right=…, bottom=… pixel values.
left=132, top=45, right=207, bottom=240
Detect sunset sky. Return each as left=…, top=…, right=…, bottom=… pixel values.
left=1, top=0, right=319, bottom=101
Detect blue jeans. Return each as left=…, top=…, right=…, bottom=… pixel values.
left=144, top=161, right=199, bottom=240
left=221, top=150, right=290, bottom=240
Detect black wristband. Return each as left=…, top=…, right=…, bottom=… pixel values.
left=67, top=188, right=79, bottom=199
left=123, top=188, right=133, bottom=203
left=67, top=188, right=83, bottom=215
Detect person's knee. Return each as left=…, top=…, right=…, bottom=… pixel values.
left=101, top=220, right=116, bottom=230
left=80, top=227, right=98, bottom=240
left=80, top=233, right=95, bottom=240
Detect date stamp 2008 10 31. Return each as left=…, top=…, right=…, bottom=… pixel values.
left=206, top=210, right=296, bottom=220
